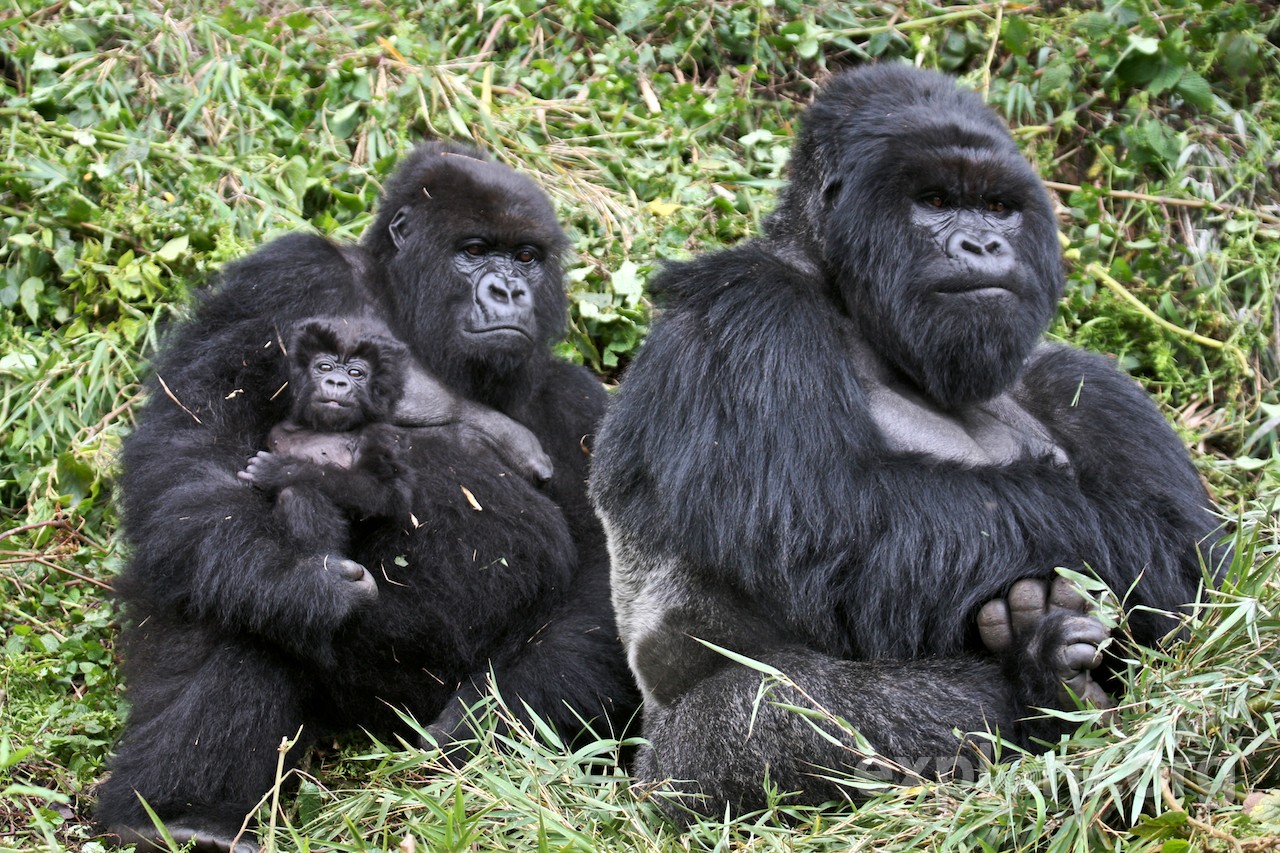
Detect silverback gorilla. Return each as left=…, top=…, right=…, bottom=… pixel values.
left=98, top=143, right=636, bottom=852
left=589, top=64, right=1226, bottom=820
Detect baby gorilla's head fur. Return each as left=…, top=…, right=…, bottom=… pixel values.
left=289, top=317, right=408, bottom=432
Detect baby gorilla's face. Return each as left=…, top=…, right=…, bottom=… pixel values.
left=302, top=350, right=374, bottom=432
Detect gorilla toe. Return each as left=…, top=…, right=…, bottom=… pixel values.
left=1031, top=611, right=1111, bottom=707
left=978, top=576, right=1112, bottom=709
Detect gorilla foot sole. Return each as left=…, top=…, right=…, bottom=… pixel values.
left=107, top=823, right=259, bottom=853
left=978, top=576, right=1113, bottom=709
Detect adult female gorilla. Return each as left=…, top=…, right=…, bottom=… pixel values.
left=590, top=64, right=1225, bottom=821
left=98, top=143, right=636, bottom=852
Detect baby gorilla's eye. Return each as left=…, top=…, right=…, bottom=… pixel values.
left=317, top=361, right=334, bottom=372
left=347, top=367, right=364, bottom=379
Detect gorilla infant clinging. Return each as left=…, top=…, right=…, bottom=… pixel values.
left=590, top=64, right=1226, bottom=820
left=98, top=143, right=637, bottom=852
left=238, top=317, right=415, bottom=595
left=238, top=315, right=558, bottom=590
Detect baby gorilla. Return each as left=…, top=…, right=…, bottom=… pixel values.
left=238, top=317, right=414, bottom=596
left=239, top=316, right=553, bottom=593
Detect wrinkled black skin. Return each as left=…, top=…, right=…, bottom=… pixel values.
left=590, top=64, right=1226, bottom=822
left=97, top=142, right=637, bottom=850
left=237, top=318, right=414, bottom=582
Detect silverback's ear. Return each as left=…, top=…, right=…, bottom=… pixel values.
left=388, top=207, right=411, bottom=250
left=821, top=179, right=844, bottom=211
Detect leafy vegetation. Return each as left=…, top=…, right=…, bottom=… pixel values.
left=1, top=0, right=1277, bottom=850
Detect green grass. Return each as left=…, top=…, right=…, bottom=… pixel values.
left=2, top=0, right=1278, bottom=850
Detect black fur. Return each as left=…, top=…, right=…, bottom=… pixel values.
left=239, top=317, right=414, bottom=560
left=97, top=142, right=636, bottom=849
left=590, top=64, right=1225, bottom=821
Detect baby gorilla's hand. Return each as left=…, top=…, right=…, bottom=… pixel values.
left=237, top=450, right=292, bottom=493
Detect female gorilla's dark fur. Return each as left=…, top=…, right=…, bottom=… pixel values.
left=97, top=143, right=636, bottom=850
left=590, top=64, right=1226, bottom=821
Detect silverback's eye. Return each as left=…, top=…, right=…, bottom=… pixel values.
left=514, top=248, right=538, bottom=263
left=987, top=200, right=1008, bottom=213
left=921, top=192, right=946, bottom=208
left=464, top=243, right=485, bottom=257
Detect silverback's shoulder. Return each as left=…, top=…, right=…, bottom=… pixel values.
left=647, top=238, right=826, bottom=314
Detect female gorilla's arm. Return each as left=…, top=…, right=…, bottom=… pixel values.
left=116, top=233, right=374, bottom=664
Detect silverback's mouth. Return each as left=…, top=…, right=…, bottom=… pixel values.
left=465, top=325, right=534, bottom=340
left=936, top=286, right=1013, bottom=298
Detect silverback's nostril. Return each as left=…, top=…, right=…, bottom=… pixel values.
left=952, top=232, right=1007, bottom=257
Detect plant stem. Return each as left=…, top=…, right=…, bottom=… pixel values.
left=1086, top=261, right=1251, bottom=372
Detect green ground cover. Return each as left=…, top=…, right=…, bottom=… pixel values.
left=2, top=1, right=1278, bottom=849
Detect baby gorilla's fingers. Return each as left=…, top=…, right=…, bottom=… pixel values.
left=238, top=451, right=278, bottom=486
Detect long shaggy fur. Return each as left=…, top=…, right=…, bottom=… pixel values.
left=97, top=143, right=636, bottom=844
left=590, top=64, right=1225, bottom=822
